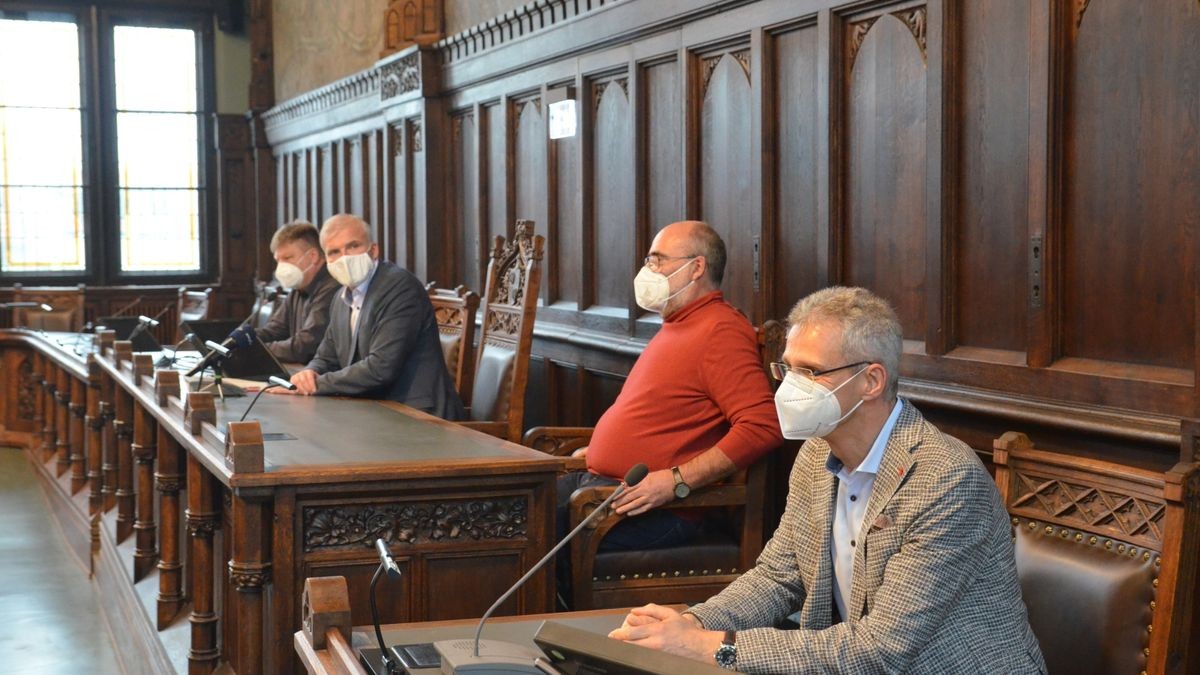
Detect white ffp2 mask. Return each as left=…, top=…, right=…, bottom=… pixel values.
left=773, top=366, right=867, bottom=439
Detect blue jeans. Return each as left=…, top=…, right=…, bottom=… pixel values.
left=554, top=470, right=702, bottom=607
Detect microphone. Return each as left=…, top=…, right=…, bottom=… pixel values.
left=367, top=538, right=403, bottom=675
left=433, top=464, right=649, bottom=673
left=185, top=325, right=255, bottom=377
left=238, top=376, right=298, bottom=422
left=0, top=301, right=53, bottom=311
left=126, top=305, right=171, bottom=350
left=137, top=314, right=160, bottom=327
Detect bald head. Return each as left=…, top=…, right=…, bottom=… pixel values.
left=654, top=220, right=726, bottom=286
left=321, top=214, right=372, bottom=246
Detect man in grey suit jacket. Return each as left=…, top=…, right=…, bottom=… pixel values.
left=278, top=214, right=465, bottom=421
left=610, top=287, right=1044, bottom=673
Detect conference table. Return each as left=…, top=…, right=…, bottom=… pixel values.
left=0, top=328, right=562, bottom=675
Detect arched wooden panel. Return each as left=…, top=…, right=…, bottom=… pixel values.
left=485, top=103, right=508, bottom=243
left=554, top=117, right=581, bottom=306
left=348, top=136, right=365, bottom=219
left=773, top=24, right=820, bottom=315
left=514, top=99, right=548, bottom=237
left=411, top=120, right=427, bottom=280
left=844, top=14, right=927, bottom=341
left=955, top=0, right=1030, bottom=354
left=454, top=113, right=482, bottom=294
left=700, top=52, right=754, bottom=316
left=645, top=60, right=682, bottom=242
left=593, top=79, right=634, bottom=310
left=1061, top=0, right=1200, bottom=370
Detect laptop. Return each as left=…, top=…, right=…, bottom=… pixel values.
left=95, top=316, right=162, bottom=352
left=182, top=319, right=290, bottom=380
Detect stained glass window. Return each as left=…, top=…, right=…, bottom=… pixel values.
left=0, top=18, right=87, bottom=273
left=113, top=25, right=201, bottom=272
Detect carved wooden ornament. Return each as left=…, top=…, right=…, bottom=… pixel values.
left=302, top=576, right=351, bottom=649
left=154, top=370, right=181, bottom=406
left=225, top=420, right=265, bottom=473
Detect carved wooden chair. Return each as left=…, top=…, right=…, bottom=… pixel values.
left=993, top=429, right=1199, bottom=675
left=457, top=220, right=543, bottom=443
left=176, top=286, right=212, bottom=340
left=426, top=282, right=481, bottom=408
left=522, top=320, right=787, bottom=609
left=11, top=283, right=86, bottom=332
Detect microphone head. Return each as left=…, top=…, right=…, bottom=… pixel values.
left=229, top=325, right=255, bottom=348
left=204, top=340, right=231, bottom=356
left=267, top=375, right=296, bottom=390
left=39, top=303, right=53, bottom=312
left=623, top=463, right=649, bottom=487
left=137, top=314, right=160, bottom=327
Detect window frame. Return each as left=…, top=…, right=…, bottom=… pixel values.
left=0, top=2, right=218, bottom=285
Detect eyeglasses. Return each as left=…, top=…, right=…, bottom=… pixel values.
left=643, top=254, right=698, bottom=272
left=769, top=360, right=871, bottom=382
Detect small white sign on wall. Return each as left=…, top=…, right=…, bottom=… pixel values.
left=548, top=99, right=577, bottom=139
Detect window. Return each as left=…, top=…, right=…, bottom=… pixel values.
left=0, top=6, right=214, bottom=283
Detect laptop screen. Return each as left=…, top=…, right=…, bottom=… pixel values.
left=183, top=319, right=289, bottom=380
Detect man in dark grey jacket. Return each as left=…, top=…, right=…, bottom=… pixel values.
left=256, top=221, right=339, bottom=364
left=275, top=214, right=465, bottom=420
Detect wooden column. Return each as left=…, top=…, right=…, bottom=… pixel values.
left=227, top=421, right=269, bottom=674
left=85, top=357, right=103, bottom=514
left=100, top=373, right=118, bottom=511
left=29, top=353, right=44, bottom=460
left=132, top=402, right=159, bottom=580
left=68, top=377, right=86, bottom=493
left=114, top=388, right=135, bottom=542
left=155, top=420, right=185, bottom=628
left=41, top=363, right=56, bottom=463
left=55, top=367, right=70, bottom=476
left=186, top=453, right=220, bottom=674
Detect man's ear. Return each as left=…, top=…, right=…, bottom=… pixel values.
left=861, top=363, right=887, bottom=401
left=369, top=242, right=381, bottom=261
left=691, top=256, right=707, bottom=282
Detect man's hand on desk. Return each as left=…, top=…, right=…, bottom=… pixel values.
left=267, top=368, right=317, bottom=396
left=608, top=604, right=722, bottom=663
left=571, top=446, right=587, bottom=459
left=612, top=468, right=674, bottom=516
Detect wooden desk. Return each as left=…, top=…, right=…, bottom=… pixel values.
left=295, top=608, right=635, bottom=675
left=0, top=329, right=562, bottom=675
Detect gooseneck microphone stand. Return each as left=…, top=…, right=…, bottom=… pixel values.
left=364, top=538, right=403, bottom=674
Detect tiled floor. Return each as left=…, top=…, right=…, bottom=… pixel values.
left=0, top=447, right=124, bottom=674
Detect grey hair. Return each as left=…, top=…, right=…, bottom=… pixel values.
left=786, top=286, right=903, bottom=400
left=320, top=214, right=374, bottom=246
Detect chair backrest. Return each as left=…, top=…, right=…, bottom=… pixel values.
left=468, top=219, right=544, bottom=443
left=177, top=287, right=212, bottom=339
left=251, top=280, right=285, bottom=330
left=426, top=282, right=480, bottom=408
left=11, top=284, right=86, bottom=331
left=993, top=431, right=1199, bottom=675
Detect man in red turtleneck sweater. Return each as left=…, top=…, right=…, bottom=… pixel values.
left=557, top=221, right=782, bottom=578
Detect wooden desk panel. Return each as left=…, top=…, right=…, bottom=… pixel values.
left=0, top=330, right=563, bottom=675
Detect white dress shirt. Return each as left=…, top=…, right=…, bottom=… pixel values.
left=827, top=398, right=903, bottom=621
left=339, top=259, right=379, bottom=344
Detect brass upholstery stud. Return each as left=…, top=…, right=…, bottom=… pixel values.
left=1104, top=540, right=1113, bottom=549
left=1089, top=536, right=1098, bottom=545
left=1143, top=648, right=1151, bottom=657
left=1044, top=525, right=1054, bottom=535
left=1059, top=529, right=1069, bottom=538
left=1148, top=624, right=1153, bottom=634
left=619, top=574, right=626, bottom=580
left=1154, top=557, right=1161, bottom=567
left=673, top=571, right=681, bottom=577
left=1028, top=522, right=1038, bottom=530
left=1143, top=552, right=1151, bottom=561
left=1117, top=544, right=1126, bottom=554
left=632, top=574, right=639, bottom=579
left=1011, top=517, right=1019, bottom=526
left=1153, top=578, right=1159, bottom=588
left=1150, top=600, right=1157, bottom=611
left=731, top=568, right=738, bottom=573
left=1074, top=533, right=1083, bottom=542
left=716, top=568, right=723, bottom=574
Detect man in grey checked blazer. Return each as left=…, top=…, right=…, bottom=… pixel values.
left=610, top=287, right=1045, bottom=673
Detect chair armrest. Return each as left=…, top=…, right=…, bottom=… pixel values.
left=457, top=421, right=509, bottom=439
left=521, top=426, right=594, bottom=457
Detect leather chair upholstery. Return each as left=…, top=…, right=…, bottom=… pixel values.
left=426, top=283, right=480, bottom=407
left=1013, top=518, right=1155, bottom=675
left=470, top=343, right=515, bottom=423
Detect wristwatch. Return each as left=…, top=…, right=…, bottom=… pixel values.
left=671, top=466, right=691, bottom=499
left=714, top=630, right=737, bottom=669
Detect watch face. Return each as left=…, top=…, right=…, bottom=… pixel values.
left=715, top=644, right=737, bottom=668
left=674, top=483, right=690, bottom=499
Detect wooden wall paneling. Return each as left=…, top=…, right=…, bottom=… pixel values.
left=453, top=110, right=482, bottom=293
left=296, top=149, right=309, bottom=223
left=514, top=94, right=548, bottom=247
left=1026, top=0, right=1056, bottom=369
left=276, top=153, right=288, bottom=223
left=339, top=137, right=353, bottom=217
left=955, top=0, right=1031, bottom=357
left=214, top=114, right=256, bottom=318
left=321, top=142, right=336, bottom=222
left=815, top=8, right=843, bottom=288
left=484, top=100, right=510, bottom=245
left=591, top=73, right=634, bottom=312
left=552, top=84, right=581, bottom=307
left=770, top=17, right=820, bottom=315
left=698, top=44, right=756, bottom=318
left=681, top=46, right=700, bottom=221
left=309, top=145, right=321, bottom=224
left=751, top=26, right=775, bottom=323
left=541, top=82, right=560, bottom=308
left=629, top=59, right=646, bottom=334
left=578, top=72, right=597, bottom=310
left=474, top=102, right=490, bottom=289
left=392, top=120, right=412, bottom=270
left=1060, top=0, right=1199, bottom=372
left=367, top=130, right=383, bottom=236
left=842, top=5, right=929, bottom=343
left=411, top=115, right=428, bottom=280
left=639, top=55, right=684, bottom=330
left=380, top=123, right=398, bottom=265
left=924, top=0, right=956, bottom=356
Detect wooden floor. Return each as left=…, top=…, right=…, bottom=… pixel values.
left=0, top=447, right=124, bottom=674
